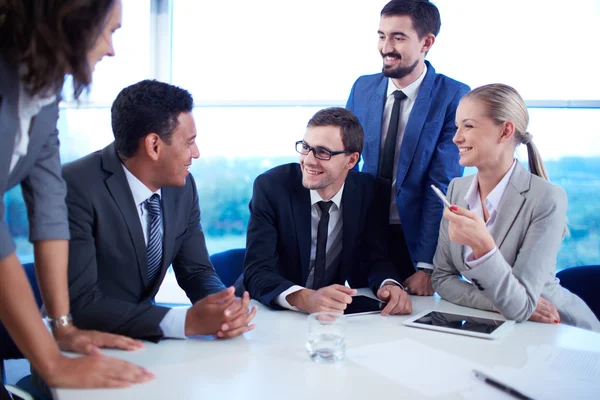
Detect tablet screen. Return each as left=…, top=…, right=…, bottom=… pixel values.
left=344, top=295, right=384, bottom=315
left=413, top=311, right=505, bottom=334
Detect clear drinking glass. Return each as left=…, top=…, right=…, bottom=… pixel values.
left=305, top=312, right=346, bottom=363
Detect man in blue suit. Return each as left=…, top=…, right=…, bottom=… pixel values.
left=346, top=0, right=469, bottom=295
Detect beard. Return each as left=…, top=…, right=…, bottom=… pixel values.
left=381, top=52, right=419, bottom=79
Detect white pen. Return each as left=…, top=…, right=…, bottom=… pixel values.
left=473, top=369, right=534, bottom=400
left=430, top=184, right=452, bottom=209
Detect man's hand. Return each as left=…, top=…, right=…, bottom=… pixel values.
left=44, top=354, right=154, bottom=389
left=217, top=291, right=258, bottom=338
left=402, top=270, right=434, bottom=296
left=53, top=326, right=144, bottom=355
left=287, top=285, right=357, bottom=314
left=528, top=297, right=560, bottom=324
left=377, top=285, right=412, bottom=315
left=185, top=287, right=256, bottom=337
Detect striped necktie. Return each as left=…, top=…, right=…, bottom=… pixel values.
left=145, top=194, right=163, bottom=284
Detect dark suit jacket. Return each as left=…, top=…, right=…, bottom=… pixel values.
left=346, top=61, right=469, bottom=272
left=0, top=51, right=69, bottom=260
left=63, top=143, right=225, bottom=341
left=243, top=163, right=400, bottom=308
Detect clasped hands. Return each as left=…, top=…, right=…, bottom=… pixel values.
left=185, top=286, right=258, bottom=338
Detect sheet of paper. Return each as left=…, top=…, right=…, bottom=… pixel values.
left=346, top=338, right=482, bottom=397
left=522, top=344, right=600, bottom=381
left=461, top=354, right=600, bottom=400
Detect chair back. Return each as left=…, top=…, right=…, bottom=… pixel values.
left=210, top=248, right=245, bottom=288
left=556, top=265, right=600, bottom=320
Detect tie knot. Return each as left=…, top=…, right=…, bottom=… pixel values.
left=145, top=194, right=161, bottom=217
left=393, top=90, right=407, bottom=101
left=317, top=201, right=333, bottom=215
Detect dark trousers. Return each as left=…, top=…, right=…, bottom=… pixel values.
left=387, top=224, right=416, bottom=282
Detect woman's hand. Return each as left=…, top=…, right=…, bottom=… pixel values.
left=443, top=205, right=496, bottom=259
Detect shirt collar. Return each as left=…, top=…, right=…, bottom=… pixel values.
left=121, top=163, right=162, bottom=206
left=310, top=183, right=345, bottom=210
left=464, top=159, right=517, bottom=213
left=386, top=63, right=428, bottom=102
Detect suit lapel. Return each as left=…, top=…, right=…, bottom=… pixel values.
left=340, top=174, right=358, bottom=281
left=490, top=163, right=529, bottom=250
left=101, top=144, right=149, bottom=285
left=364, top=77, right=388, bottom=173
left=290, top=168, right=312, bottom=284
left=396, top=62, right=435, bottom=188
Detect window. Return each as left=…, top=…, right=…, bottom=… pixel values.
left=5, top=1, right=600, bottom=305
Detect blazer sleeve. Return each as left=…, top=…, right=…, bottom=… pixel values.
left=431, top=179, right=495, bottom=311
left=20, top=124, right=70, bottom=243
left=243, top=175, right=296, bottom=308
left=460, top=186, right=568, bottom=321
left=66, top=179, right=170, bottom=342
left=171, top=176, right=226, bottom=303
left=416, top=85, right=469, bottom=263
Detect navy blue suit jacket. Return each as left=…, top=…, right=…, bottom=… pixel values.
left=243, top=163, right=400, bottom=308
left=346, top=61, right=469, bottom=266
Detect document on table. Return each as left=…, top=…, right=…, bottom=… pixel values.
left=346, top=338, right=482, bottom=397
left=462, top=345, right=600, bottom=400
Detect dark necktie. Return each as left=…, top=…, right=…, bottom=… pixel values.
left=379, top=90, right=407, bottom=181
left=313, top=201, right=333, bottom=289
left=145, top=194, right=163, bottom=284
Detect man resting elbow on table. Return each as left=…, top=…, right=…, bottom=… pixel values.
left=243, top=108, right=412, bottom=316
left=63, top=80, right=257, bottom=342
left=430, top=84, right=600, bottom=332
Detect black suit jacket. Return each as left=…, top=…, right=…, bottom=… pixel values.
left=63, top=143, right=225, bottom=341
left=244, top=163, right=400, bottom=308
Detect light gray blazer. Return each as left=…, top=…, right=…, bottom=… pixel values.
left=432, top=162, right=600, bottom=332
left=0, top=52, right=69, bottom=260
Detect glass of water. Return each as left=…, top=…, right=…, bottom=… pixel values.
left=306, top=312, right=346, bottom=364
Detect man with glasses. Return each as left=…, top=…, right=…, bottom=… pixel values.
left=244, top=107, right=412, bottom=315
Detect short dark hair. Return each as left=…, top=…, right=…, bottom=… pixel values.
left=111, top=80, right=194, bottom=159
left=307, top=108, right=364, bottom=155
left=0, top=0, right=116, bottom=97
left=381, top=0, right=441, bottom=39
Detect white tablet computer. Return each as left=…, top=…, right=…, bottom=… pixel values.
left=403, top=310, right=515, bottom=340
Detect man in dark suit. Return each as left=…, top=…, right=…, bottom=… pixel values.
left=244, top=107, right=411, bottom=315
left=346, top=0, right=469, bottom=295
left=63, top=80, right=256, bottom=342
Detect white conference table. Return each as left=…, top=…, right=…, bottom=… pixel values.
left=54, top=290, right=600, bottom=399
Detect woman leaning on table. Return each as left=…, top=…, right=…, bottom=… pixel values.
left=430, top=83, right=600, bottom=332
left=0, top=0, right=154, bottom=393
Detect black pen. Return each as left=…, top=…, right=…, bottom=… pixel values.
left=473, top=369, right=534, bottom=400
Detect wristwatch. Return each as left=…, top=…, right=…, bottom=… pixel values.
left=417, top=267, right=434, bottom=276
left=46, top=313, right=73, bottom=329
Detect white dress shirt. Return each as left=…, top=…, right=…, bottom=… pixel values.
left=462, top=160, right=517, bottom=268
left=122, top=165, right=188, bottom=339
left=380, top=66, right=433, bottom=271
left=381, top=64, right=427, bottom=225
left=10, top=80, right=56, bottom=173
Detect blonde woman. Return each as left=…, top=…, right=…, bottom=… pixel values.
left=431, top=84, right=600, bottom=332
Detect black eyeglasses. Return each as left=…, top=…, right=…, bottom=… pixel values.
left=295, top=140, right=351, bottom=161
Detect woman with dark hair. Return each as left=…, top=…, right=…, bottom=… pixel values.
left=0, top=0, right=154, bottom=392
